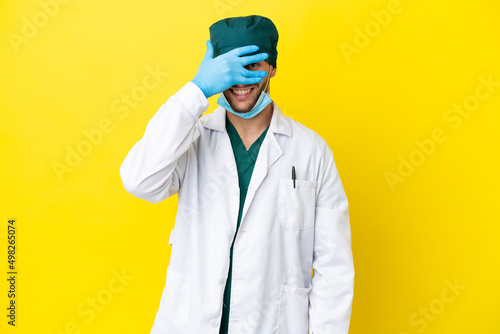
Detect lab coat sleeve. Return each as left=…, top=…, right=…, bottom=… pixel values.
left=308, top=143, right=354, bottom=334
left=120, top=81, right=209, bottom=203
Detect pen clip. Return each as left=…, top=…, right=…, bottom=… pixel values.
left=292, top=166, right=296, bottom=189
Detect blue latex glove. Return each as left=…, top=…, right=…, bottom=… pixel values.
left=191, top=40, right=269, bottom=99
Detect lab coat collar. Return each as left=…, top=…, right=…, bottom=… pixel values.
left=201, top=101, right=292, bottom=137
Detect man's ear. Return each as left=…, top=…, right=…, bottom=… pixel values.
left=270, top=65, right=277, bottom=78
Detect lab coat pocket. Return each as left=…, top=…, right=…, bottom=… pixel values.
left=278, top=284, right=312, bottom=334
left=152, top=266, right=191, bottom=334
left=279, top=179, right=317, bottom=230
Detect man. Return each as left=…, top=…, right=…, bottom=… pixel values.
left=120, top=15, right=354, bottom=334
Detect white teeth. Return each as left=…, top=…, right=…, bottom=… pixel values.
left=232, top=88, right=251, bottom=95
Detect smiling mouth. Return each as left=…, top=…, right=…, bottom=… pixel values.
left=230, top=87, right=255, bottom=100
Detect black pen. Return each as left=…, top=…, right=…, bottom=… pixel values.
left=292, top=166, right=296, bottom=189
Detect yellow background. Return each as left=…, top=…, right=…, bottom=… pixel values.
left=1, top=0, right=499, bottom=333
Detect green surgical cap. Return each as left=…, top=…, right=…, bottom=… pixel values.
left=209, top=15, right=279, bottom=68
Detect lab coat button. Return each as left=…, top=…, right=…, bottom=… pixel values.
left=218, top=277, right=225, bottom=285
left=210, top=319, right=219, bottom=328
left=227, top=229, right=234, bottom=238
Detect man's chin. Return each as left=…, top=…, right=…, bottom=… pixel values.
left=230, top=106, right=251, bottom=114
left=228, top=100, right=256, bottom=114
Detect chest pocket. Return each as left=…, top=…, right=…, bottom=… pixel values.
left=278, top=178, right=317, bottom=230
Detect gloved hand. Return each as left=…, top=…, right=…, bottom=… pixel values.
left=191, top=40, right=269, bottom=99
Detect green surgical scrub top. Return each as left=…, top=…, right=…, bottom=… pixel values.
left=219, top=115, right=270, bottom=334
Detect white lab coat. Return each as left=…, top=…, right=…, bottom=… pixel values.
left=120, top=82, right=354, bottom=334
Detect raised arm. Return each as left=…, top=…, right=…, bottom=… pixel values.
left=120, top=41, right=270, bottom=203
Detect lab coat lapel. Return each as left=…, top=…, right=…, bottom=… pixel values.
left=216, top=133, right=238, bottom=174
left=239, top=133, right=282, bottom=225
left=239, top=103, right=291, bottom=225
left=202, top=107, right=238, bottom=174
